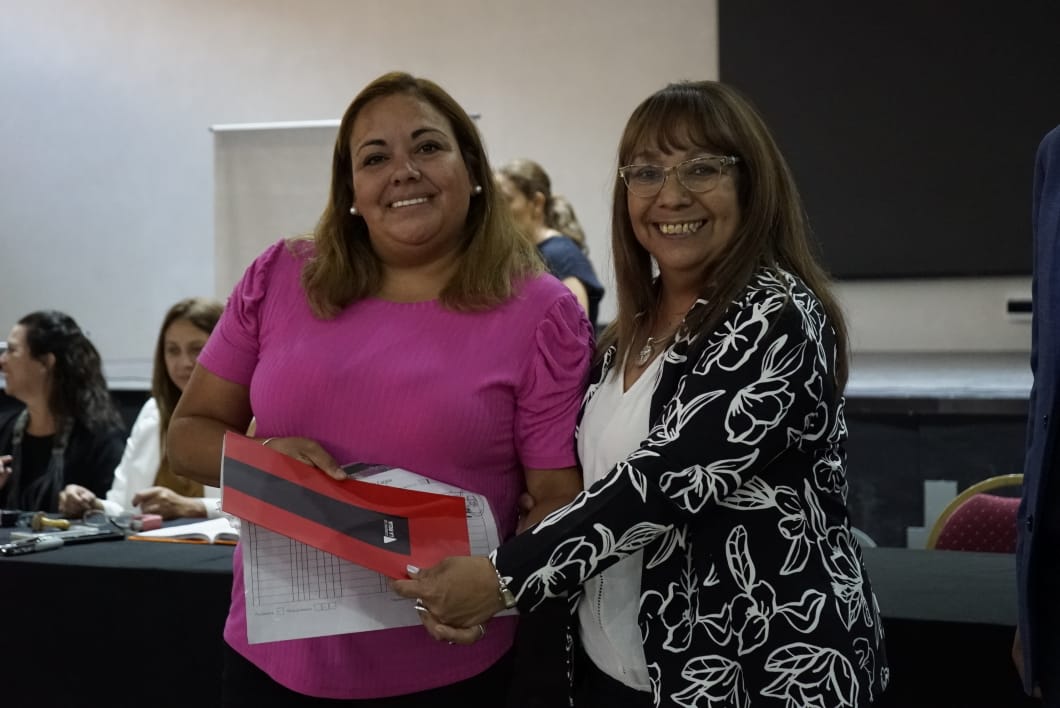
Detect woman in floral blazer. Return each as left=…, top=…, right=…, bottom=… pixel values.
left=396, top=80, right=889, bottom=707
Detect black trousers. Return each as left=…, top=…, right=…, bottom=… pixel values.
left=506, top=599, right=572, bottom=708
left=1036, top=558, right=1060, bottom=707
left=221, top=643, right=513, bottom=708
left=1038, top=605, right=1060, bottom=706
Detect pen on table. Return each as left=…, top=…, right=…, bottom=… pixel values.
left=32, top=536, right=64, bottom=552
left=0, top=535, right=64, bottom=556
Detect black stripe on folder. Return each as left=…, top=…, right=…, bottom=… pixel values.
left=224, top=458, right=411, bottom=555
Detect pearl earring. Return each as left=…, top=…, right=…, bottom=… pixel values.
left=349, top=206, right=358, bottom=216
left=473, top=185, right=483, bottom=195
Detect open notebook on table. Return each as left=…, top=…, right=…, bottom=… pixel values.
left=127, top=516, right=239, bottom=545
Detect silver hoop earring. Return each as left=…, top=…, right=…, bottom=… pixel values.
left=472, top=185, right=483, bottom=195
left=349, top=206, right=358, bottom=216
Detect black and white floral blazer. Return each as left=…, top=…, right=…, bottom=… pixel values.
left=494, top=268, right=889, bottom=707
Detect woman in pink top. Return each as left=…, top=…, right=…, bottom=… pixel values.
left=168, top=72, right=593, bottom=706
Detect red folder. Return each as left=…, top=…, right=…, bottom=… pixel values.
left=220, top=432, right=469, bottom=578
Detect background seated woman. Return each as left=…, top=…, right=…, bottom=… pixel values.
left=0, top=311, right=125, bottom=514
left=58, top=297, right=225, bottom=519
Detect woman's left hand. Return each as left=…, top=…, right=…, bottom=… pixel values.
left=133, top=486, right=200, bottom=519
left=257, top=436, right=345, bottom=480
left=391, top=556, right=507, bottom=629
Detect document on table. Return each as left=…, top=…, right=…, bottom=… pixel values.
left=243, top=467, right=510, bottom=644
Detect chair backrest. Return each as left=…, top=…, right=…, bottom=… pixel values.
left=925, top=473, right=1023, bottom=552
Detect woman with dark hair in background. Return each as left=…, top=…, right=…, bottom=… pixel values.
left=59, top=297, right=225, bottom=519
left=497, top=158, right=605, bottom=329
left=0, top=311, right=125, bottom=514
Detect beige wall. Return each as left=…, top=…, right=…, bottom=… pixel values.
left=0, top=0, right=717, bottom=378
left=0, top=0, right=1031, bottom=383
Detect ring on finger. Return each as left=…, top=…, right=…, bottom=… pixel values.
left=414, top=598, right=428, bottom=614
left=477, top=623, right=486, bottom=639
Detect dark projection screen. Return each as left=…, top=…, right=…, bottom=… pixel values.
left=719, top=1, right=1060, bottom=279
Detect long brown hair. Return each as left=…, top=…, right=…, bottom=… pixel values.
left=601, top=81, right=849, bottom=392
left=301, top=72, right=541, bottom=318
left=152, top=297, right=224, bottom=479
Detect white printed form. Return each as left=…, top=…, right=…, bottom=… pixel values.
left=243, top=467, right=510, bottom=643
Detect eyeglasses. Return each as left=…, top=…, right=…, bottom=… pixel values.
left=83, top=509, right=133, bottom=531
left=618, top=155, right=740, bottom=198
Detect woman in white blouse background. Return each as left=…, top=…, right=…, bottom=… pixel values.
left=58, top=297, right=225, bottom=519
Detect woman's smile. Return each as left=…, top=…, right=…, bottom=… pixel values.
left=655, top=219, right=706, bottom=236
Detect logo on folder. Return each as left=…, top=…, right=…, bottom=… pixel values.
left=383, top=519, right=397, bottom=544
left=220, top=431, right=469, bottom=577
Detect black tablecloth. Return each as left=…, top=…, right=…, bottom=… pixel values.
left=0, top=539, right=232, bottom=707
left=0, top=540, right=1036, bottom=707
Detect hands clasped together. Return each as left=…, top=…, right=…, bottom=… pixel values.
left=392, top=556, right=510, bottom=646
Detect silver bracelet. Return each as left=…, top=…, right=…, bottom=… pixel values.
left=490, top=556, right=517, bottom=609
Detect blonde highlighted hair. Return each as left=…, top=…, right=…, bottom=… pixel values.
left=300, top=72, right=541, bottom=318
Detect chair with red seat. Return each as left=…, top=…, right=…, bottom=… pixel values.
left=925, top=474, right=1023, bottom=553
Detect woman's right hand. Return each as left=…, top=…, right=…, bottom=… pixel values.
left=259, top=437, right=345, bottom=480
left=392, top=557, right=507, bottom=630
left=58, top=484, right=100, bottom=517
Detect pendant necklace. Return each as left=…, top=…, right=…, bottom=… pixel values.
left=634, top=288, right=695, bottom=367
left=636, top=336, right=665, bottom=367
left=635, top=316, right=688, bottom=367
